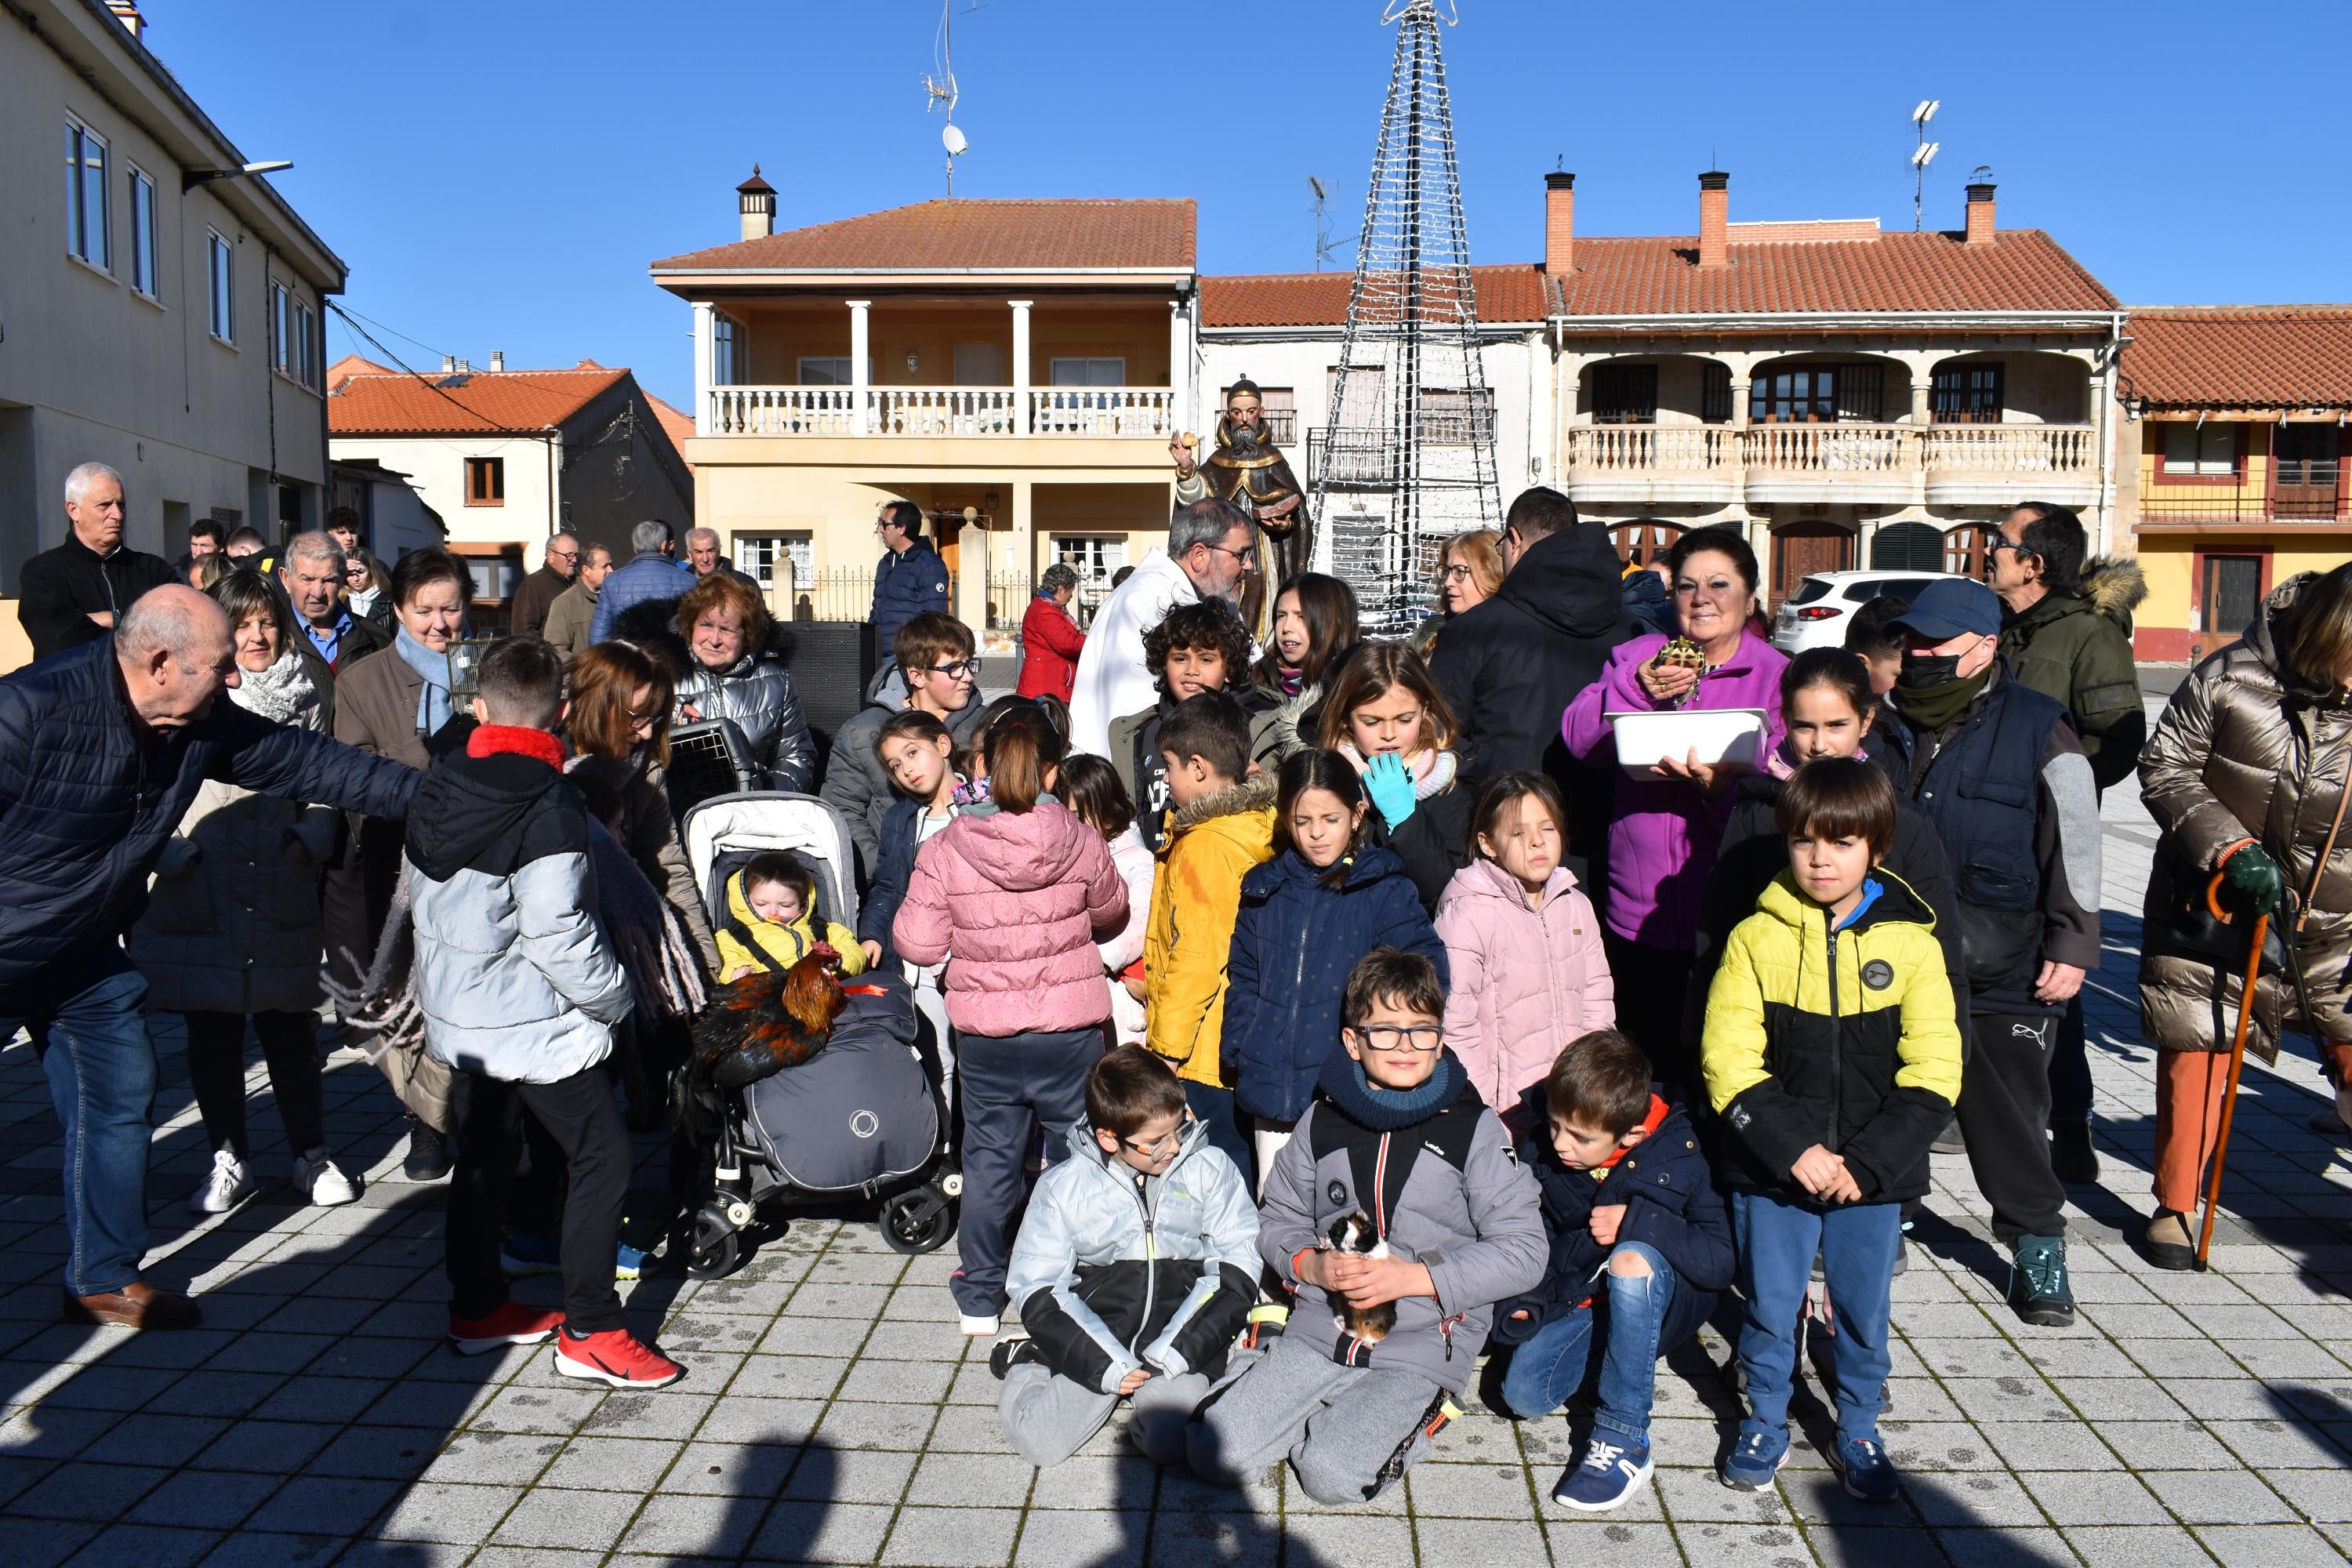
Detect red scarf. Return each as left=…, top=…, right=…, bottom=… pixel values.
left=1588, top=1094, right=1671, bottom=1179
left=466, top=724, right=566, bottom=770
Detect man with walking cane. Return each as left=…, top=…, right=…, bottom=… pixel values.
left=2137, top=564, right=2352, bottom=1270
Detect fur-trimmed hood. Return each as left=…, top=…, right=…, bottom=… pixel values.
left=1168, top=770, right=1279, bottom=834
left=2078, top=555, right=2148, bottom=623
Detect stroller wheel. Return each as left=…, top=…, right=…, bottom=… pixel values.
left=687, top=1207, right=742, bottom=1279
left=879, top=1186, right=956, bottom=1256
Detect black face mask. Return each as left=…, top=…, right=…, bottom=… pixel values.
left=1898, top=651, right=1964, bottom=690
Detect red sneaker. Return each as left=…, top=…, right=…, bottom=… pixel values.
left=448, top=1301, right=564, bottom=1355
left=553, top=1327, right=684, bottom=1388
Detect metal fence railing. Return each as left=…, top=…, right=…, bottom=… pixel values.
left=773, top=567, right=875, bottom=623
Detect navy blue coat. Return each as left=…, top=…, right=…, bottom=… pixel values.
left=1492, top=1086, right=1733, bottom=1350
left=0, top=638, right=419, bottom=1004
left=871, top=540, right=951, bottom=656
left=1220, top=844, right=1447, bottom=1123
left=856, top=795, right=924, bottom=967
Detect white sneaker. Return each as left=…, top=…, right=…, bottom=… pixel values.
left=191, top=1149, right=256, bottom=1215
left=294, top=1149, right=358, bottom=1207
left=959, top=1313, right=1000, bottom=1337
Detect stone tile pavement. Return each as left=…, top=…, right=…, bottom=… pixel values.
left=2, top=707, right=2349, bottom=1566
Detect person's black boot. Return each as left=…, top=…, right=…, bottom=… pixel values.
left=2008, top=1235, right=2076, bottom=1327
left=403, top=1116, right=453, bottom=1181
left=2049, top=1123, right=2099, bottom=1183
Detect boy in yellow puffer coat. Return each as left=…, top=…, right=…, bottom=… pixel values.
left=717, top=850, right=869, bottom=983
left=1700, top=757, right=1961, bottom=1504
left=1145, top=693, right=1276, bottom=1181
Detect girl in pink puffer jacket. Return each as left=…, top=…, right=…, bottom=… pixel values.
left=891, top=707, right=1129, bottom=1334
left=1436, top=772, right=1615, bottom=1115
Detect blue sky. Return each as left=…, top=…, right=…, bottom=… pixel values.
left=158, top=0, right=2350, bottom=408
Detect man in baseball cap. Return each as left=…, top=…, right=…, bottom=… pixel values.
left=1884, top=572, right=2100, bottom=1334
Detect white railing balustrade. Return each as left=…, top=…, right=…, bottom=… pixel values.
left=1922, top=425, right=2096, bottom=474
left=707, top=386, right=858, bottom=437
left=1568, top=426, right=1732, bottom=472
left=869, top=387, right=1019, bottom=437
left=1029, top=387, right=1174, bottom=437
left=702, top=386, right=1173, bottom=437
left=1563, top=423, right=2100, bottom=479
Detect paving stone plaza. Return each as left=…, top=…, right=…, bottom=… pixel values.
left=3, top=695, right=2350, bottom=1567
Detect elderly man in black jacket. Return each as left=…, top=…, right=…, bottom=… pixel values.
left=0, top=586, right=417, bottom=1329
left=18, top=461, right=177, bottom=662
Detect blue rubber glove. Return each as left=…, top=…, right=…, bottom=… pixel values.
left=1363, top=750, right=1417, bottom=827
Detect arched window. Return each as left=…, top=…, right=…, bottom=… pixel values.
left=1943, top=523, right=1996, bottom=577
left=1610, top=519, right=1684, bottom=567
left=1871, top=521, right=1944, bottom=572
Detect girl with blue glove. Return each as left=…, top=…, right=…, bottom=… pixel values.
left=1314, top=644, right=1472, bottom=911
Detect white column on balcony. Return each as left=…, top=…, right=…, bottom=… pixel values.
left=1009, top=300, right=1033, bottom=437
left=1911, top=376, right=1934, bottom=426
left=691, top=300, right=715, bottom=436
left=848, top=300, right=873, bottom=436
left=1170, top=299, right=1193, bottom=437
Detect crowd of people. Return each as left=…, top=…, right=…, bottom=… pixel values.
left=5, top=448, right=2350, bottom=1513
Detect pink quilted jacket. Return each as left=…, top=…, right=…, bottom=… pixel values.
left=1435, top=857, right=1617, bottom=1112
left=892, top=799, right=1128, bottom=1037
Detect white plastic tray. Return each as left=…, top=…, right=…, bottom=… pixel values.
left=1605, top=706, right=1770, bottom=775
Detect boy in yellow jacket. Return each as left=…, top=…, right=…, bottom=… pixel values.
left=717, top=850, right=868, bottom=982
left=1145, top=692, right=1276, bottom=1180
left=1701, top=757, right=1960, bottom=1505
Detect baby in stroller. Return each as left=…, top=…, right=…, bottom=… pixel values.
left=676, top=791, right=960, bottom=1275
left=715, top=849, right=869, bottom=982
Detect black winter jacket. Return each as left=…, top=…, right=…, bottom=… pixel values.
left=1494, top=1087, right=1732, bottom=1349
left=615, top=598, right=815, bottom=794
left=0, top=637, right=418, bottom=1002
left=19, top=537, right=177, bottom=662
left=856, top=794, right=935, bottom=968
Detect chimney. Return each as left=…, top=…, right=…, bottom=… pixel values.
left=1544, top=171, right=1575, bottom=275
left=737, top=164, right=777, bottom=242
left=1965, top=178, right=1998, bottom=247
left=105, top=2, right=143, bottom=40
left=456, top=358, right=471, bottom=373
left=1697, top=171, right=1730, bottom=269
left=439, top=354, right=456, bottom=373
left=490, top=350, right=505, bottom=372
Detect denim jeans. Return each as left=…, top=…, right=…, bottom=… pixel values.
left=5, top=949, right=158, bottom=1297
left=1732, top=1190, right=1901, bottom=1445
left=1497, top=1240, right=1676, bottom=1443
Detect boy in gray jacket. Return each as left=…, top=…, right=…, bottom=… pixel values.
left=408, top=637, right=677, bottom=1389
left=996, top=1046, right=1259, bottom=1468
left=1185, top=948, right=1544, bottom=1504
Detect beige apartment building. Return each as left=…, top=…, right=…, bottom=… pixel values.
left=0, top=0, right=345, bottom=668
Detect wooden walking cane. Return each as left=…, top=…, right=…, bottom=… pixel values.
left=2195, top=873, right=2269, bottom=1269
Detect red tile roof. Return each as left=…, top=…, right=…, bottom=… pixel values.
left=328, top=365, right=630, bottom=436
left=1548, top=229, right=2117, bottom=317
left=2118, top=307, right=2352, bottom=410
left=643, top=391, right=696, bottom=472
left=326, top=353, right=393, bottom=393
left=652, top=198, right=1196, bottom=272
left=1200, top=265, right=1550, bottom=328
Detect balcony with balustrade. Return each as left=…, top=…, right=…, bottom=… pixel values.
left=706, top=383, right=1178, bottom=441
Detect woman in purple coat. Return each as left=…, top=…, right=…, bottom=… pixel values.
left=1561, top=525, right=1788, bottom=1100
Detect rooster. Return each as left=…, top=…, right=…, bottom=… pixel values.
left=691, top=948, right=851, bottom=1091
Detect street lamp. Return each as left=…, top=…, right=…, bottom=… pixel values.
left=183, top=159, right=293, bottom=194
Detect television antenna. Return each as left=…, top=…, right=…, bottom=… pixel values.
left=1910, top=99, right=1940, bottom=231
left=924, top=0, right=970, bottom=195
left=1308, top=176, right=1335, bottom=270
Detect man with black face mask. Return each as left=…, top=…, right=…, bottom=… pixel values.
left=1881, top=579, right=2100, bottom=1330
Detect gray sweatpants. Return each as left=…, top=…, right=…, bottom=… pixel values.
left=998, top=1363, right=1210, bottom=1469
left=1183, top=1334, right=1446, bottom=1504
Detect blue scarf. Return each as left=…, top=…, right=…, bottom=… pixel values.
left=1316, top=1045, right=1468, bottom=1132
left=393, top=623, right=455, bottom=735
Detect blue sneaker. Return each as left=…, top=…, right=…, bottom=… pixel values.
left=499, top=1230, right=561, bottom=1278
left=1719, top=1421, right=1789, bottom=1490
left=1832, top=1433, right=1900, bottom=1502
left=615, top=1240, right=650, bottom=1282
left=1552, top=1434, right=1653, bottom=1512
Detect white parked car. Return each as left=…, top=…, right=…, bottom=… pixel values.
left=1770, top=568, right=1970, bottom=654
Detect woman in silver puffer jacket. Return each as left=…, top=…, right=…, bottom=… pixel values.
left=632, top=572, right=815, bottom=793
left=2137, top=564, right=2352, bottom=1269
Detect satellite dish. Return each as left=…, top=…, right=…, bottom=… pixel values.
left=942, top=122, right=968, bottom=157
left=1308, top=175, right=1328, bottom=200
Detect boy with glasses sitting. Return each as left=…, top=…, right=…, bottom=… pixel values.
left=1183, top=948, right=1544, bottom=1504
left=993, top=1046, right=1258, bottom=1468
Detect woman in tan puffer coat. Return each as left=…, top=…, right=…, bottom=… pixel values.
left=2137, top=564, right=2352, bottom=1268
left=130, top=569, right=357, bottom=1216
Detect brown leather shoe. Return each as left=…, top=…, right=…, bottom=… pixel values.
left=61, top=1280, right=202, bottom=1330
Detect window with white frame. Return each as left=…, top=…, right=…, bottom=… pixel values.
left=735, top=534, right=813, bottom=596
left=65, top=117, right=110, bottom=270
left=2162, top=423, right=2237, bottom=477
left=1050, top=358, right=1126, bottom=387
left=271, top=282, right=292, bottom=376
left=295, top=299, right=318, bottom=389
left=1052, top=535, right=1128, bottom=586
left=713, top=314, right=742, bottom=385
left=207, top=230, right=234, bottom=342
left=127, top=166, right=157, bottom=297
